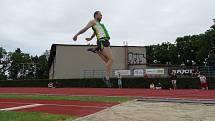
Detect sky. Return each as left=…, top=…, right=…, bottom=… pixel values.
left=0, top=0, right=215, bottom=55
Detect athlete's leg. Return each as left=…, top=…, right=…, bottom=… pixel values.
left=100, top=47, right=114, bottom=80
left=88, top=46, right=108, bottom=63
left=88, top=40, right=109, bottom=63
left=97, top=52, right=108, bottom=63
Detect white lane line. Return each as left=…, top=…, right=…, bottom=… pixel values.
left=0, top=104, right=44, bottom=111
left=41, top=104, right=109, bottom=109
left=0, top=101, right=110, bottom=109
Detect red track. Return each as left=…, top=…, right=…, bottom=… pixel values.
left=0, top=88, right=215, bottom=117
left=0, top=88, right=215, bottom=100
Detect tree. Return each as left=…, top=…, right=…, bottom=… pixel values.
left=8, top=48, right=31, bottom=79
left=37, top=55, right=49, bottom=79
left=0, top=47, right=8, bottom=80
left=146, top=42, right=177, bottom=65
left=176, top=35, right=199, bottom=66
left=146, top=45, right=157, bottom=64
left=195, top=19, right=215, bottom=66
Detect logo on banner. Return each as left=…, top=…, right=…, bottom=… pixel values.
left=170, top=69, right=194, bottom=75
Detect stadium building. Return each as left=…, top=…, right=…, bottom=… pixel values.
left=48, top=44, right=146, bottom=79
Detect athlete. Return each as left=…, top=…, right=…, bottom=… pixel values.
left=73, top=11, right=113, bottom=87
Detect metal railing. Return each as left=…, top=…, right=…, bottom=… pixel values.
left=82, top=70, right=105, bottom=79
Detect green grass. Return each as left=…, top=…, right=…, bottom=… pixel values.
left=0, top=111, right=75, bottom=121
left=0, top=94, right=131, bottom=103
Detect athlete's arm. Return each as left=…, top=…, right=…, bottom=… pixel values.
left=85, top=32, right=96, bottom=41
left=73, top=20, right=95, bottom=41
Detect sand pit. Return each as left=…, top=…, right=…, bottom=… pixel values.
left=71, top=100, right=215, bottom=121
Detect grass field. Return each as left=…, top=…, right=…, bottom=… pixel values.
left=0, top=111, right=74, bottom=121
left=0, top=94, right=131, bottom=121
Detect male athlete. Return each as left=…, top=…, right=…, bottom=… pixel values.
left=73, top=11, right=113, bottom=87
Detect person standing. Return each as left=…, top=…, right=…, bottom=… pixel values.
left=170, top=71, right=177, bottom=90
left=198, top=73, right=208, bottom=90
left=117, top=72, right=122, bottom=88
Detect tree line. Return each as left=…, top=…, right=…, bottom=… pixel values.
left=0, top=48, right=49, bottom=80
left=146, top=19, right=215, bottom=66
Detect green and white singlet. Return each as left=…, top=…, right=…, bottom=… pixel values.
left=92, top=21, right=110, bottom=41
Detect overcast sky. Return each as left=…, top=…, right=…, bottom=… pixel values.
left=0, top=0, right=214, bottom=55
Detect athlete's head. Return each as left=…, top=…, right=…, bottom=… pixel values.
left=94, top=11, right=102, bottom=22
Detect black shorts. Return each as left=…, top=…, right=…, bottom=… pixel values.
left=96, top=39, right=110, bottom=51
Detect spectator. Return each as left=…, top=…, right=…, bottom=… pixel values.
left=48, top=81, right=54, bottom=88
left=155, top=82, right=162, bottom=90
left=198, top=73, right=208, bottom=90
left=150, top=82, right=155, bottom=89
left=117, top=72, right=122, bottom=88
left=170, top=71, right=177, bottom=90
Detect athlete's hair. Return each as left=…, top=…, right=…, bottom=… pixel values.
left=94, top=11, right=100, bottom=18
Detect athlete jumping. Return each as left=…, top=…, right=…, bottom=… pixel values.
left=73, top=11, right=113, bottom=87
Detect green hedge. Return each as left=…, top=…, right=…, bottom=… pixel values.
left=0, top=78, right=214, bottom=89
left=0, top=79, right=50, bottom=87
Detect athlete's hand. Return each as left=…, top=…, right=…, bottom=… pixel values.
left=85, top=38, right=92, bottom=41
left=73, top=35, right=78, bottom=41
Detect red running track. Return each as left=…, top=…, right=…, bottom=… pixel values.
left=0, top=98, right=118, bottom=116
left=0, top=88, right=215, bottom=100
